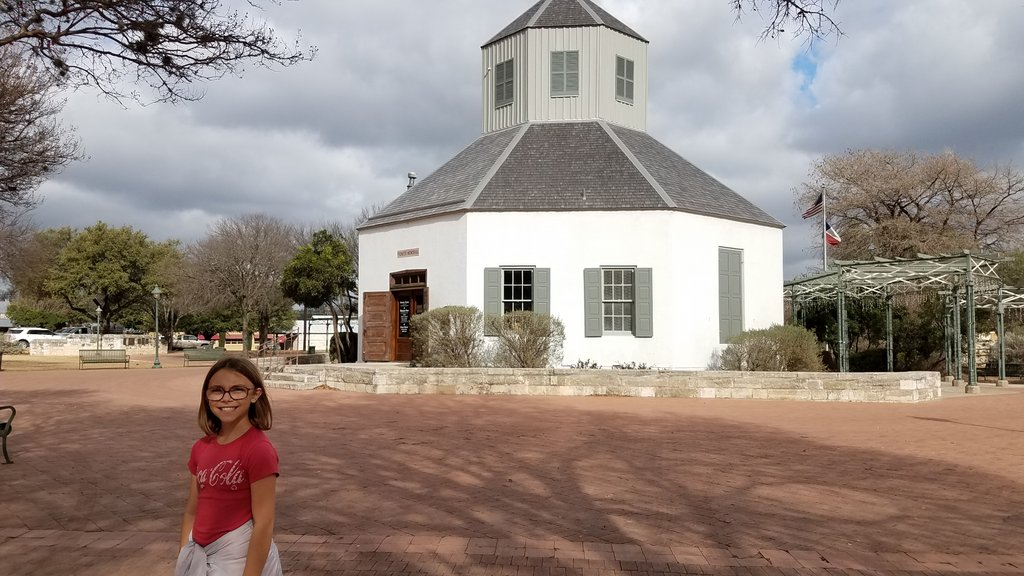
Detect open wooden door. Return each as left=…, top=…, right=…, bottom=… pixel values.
left=362, top=291, right=392, bottom=361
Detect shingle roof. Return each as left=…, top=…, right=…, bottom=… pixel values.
left=485, top=0, right=647, bottom=47
left=361, top=121, right=784, bottom=230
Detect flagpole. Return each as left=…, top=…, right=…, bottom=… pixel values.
left=822, top=192, right=828, bottom=271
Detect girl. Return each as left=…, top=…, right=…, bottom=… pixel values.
left=176, top=357, right=283, bottom=576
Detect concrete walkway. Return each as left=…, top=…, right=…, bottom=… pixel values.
left=2, top=365, right=1023, bottom=575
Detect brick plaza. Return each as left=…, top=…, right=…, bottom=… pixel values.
left=2, top=364, right=1024, bottom=575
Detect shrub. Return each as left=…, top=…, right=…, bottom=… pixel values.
left=720, top=324, right=824, bottom=372
left=410, top=306, right=486, bottom=367
left=487, top=311, right=565, bottom=368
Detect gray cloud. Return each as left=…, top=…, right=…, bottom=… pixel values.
left=28, top=0, right=1024, bottom=281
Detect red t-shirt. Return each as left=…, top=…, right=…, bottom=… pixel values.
left=187, top=426, right=279, bottom=546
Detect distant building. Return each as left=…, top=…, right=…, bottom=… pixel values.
left=357, top=0, right=784, bottom=368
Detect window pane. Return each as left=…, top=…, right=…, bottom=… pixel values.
left=523, top=286, right=533, bottom=301
left=504, top=302, right=514, bottom=313
left=616, top=56, right=625, bottom=76
left=552, top=72, right=564, bottom=93
left=551, top=51, right=564, bottom=72
left=566, top=51, right=579, bottom=72
left=504, top=269, right=513, bottom=284
left=603, top=269, right=612, bottom=284
left=566, top=72, right=579, bottom=93
left=603, top=285, right=613, bottom=300
left=504, top=285, right=513, bottom=300
left=626, top=81, right=634, bottom=101
left=623, top=269, right=634, bottom=284
left=623, top=284, right=634, bottom=300
left=523, top=270, right=533, bottom=284
left=625, top=59, right=634, bottom=79
left=616, top=78, right=624, bottom=99
left=513, top=285, right=522, bottom=300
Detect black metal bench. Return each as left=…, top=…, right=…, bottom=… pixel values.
left=184, top=347, right=226, bottom=367
left=79, top=349, right=129, bottom=369
left=1, top=405, right=15, bottom=464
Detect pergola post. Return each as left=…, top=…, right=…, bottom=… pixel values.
left=943, top=293, right=953, bottom=380
left=997, top=286, right=1007, bottom=387
left=836, top=268, right=849, bottom=373
left=953, top=285, right=963, bottom=386
left=965, top=255, right=980, bottom=393
left=885, top=290, right=894, bottom=372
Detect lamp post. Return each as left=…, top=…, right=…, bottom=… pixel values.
left=95, top=306, right=102, bottom=350
left=152, top=285, right=162, bottom=368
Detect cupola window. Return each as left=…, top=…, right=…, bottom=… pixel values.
left=551, top=51, right=579, bottom=97
left=616, top=56, right=634, bottom=104
left=495, top=59, right=515, bottom=108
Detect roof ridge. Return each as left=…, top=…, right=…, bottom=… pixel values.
left=463, top=124, right=531, bottom=209
left=574, top=0, right=603, bottom=25
left=598, top=121, right=677, bottom=209
left=527, top=0, right=555, bottom=27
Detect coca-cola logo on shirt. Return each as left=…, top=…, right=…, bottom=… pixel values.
left=196, top=459, right=247, bottom=491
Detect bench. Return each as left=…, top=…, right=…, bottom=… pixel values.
left=1, top=405, right=15, bottom=464
left=79, top=349, right=129, bottom=369
left=184, top=347, right=227, bottom=367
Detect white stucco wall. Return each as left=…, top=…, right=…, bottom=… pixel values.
left=360, top=209, right=783, bottom=369
left=358, top=212, right=469, bottom=306
left=463, top=211, right=783, bottom=370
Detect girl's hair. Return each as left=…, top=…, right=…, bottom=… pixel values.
left=198, top=356, right=273, bottom=435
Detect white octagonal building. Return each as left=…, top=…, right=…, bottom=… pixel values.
left=358, top=0, right=784, bottom=369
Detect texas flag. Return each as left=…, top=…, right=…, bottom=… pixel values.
left=825, top=222, right=842, bottom=246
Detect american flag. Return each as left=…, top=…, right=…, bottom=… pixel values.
left=801, top=193, right=824, bottom=219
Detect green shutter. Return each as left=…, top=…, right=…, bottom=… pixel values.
left=484, top=267, right=501, bottom=336
left=534, top=268, right=550, bottom=315
left=551, top=52, right=565, bottom=94
left=719, top=249, right=743, bottom=343
left=584, top=268, right=602, bottom=337
left=633, top=268, right=653, bottom=338
left=566, top=51, right=579, bottom=95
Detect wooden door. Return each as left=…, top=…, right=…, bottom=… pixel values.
left=393, top=290, right=424, bottom=362
left=362, top=291, right=393, bottom=361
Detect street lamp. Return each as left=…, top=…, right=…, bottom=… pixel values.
left=152, top=285, right=162, bottom=368
left=95, top=306, right=102, bottom=350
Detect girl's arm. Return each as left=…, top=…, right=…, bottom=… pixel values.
left=179, top=475, right=199, bottom=550
left=242, top=475, right=278, bottom=576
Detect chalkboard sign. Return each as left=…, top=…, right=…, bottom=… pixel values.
left=398, top=298, right=411, bottom=336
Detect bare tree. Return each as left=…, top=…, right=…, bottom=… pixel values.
left=0, top=0, right=314, bottom=103
left=731, top=0, right=842, bottom=41
left=0, top=48, right=81, bottom=266
left=796, top=149, right=1024, bottom=261
left=189, top=213, right=298, bottom=351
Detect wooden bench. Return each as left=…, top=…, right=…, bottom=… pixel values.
left=184, top=347, right=226, bottom=367
left=79, top=349, right=129, bottom=369
left=1, top=405, right=15, bottom=464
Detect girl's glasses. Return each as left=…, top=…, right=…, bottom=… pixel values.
left=206, top=387, right=253, bottom=401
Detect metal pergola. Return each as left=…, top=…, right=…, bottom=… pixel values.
left=784, top=251, right=1024, bottom=393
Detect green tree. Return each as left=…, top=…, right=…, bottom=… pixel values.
left=44, top=222, right=168, bottom=333
left=281, top=229, right=353, bottom=361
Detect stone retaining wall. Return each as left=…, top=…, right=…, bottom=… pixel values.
left=267, top=365, right=942, bottom=402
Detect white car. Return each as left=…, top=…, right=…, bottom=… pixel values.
left=6, top=327, right=66, bottom=349
left=172, top=334, right=212, bottom=350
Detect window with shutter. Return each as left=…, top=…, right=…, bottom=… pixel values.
left=551, top=51, right=579, bottom=97
left=585, top=267, right=653, bottom=337
left=616, top=56, right=634, bottom=104
left=484, top=267, right=551, bottom=336
left=495, top=59, right=514, bottom=108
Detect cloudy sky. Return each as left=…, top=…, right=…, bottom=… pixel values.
left=28, top=0, right=1024, bottom=280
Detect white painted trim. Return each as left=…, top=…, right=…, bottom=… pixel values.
left=576, top=0, right=603, bottom=24
left=527, top=0, right=555, bottom=27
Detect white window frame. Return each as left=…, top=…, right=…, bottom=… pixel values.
left=551, top=50, right=579, bottom=97
left=502, top=267, right=534, bottom=312
left=615, top=56, right=634, bottom=104
left=602, top=267, right=635, bottom=333
left=495, top=59, right=514, bottom=108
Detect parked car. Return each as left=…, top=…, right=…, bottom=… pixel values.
left=171, top=334, right=211, bottom=350
left=57, top=325, right=94, bottom=335
left=6, top=327, right=66, bottom=349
